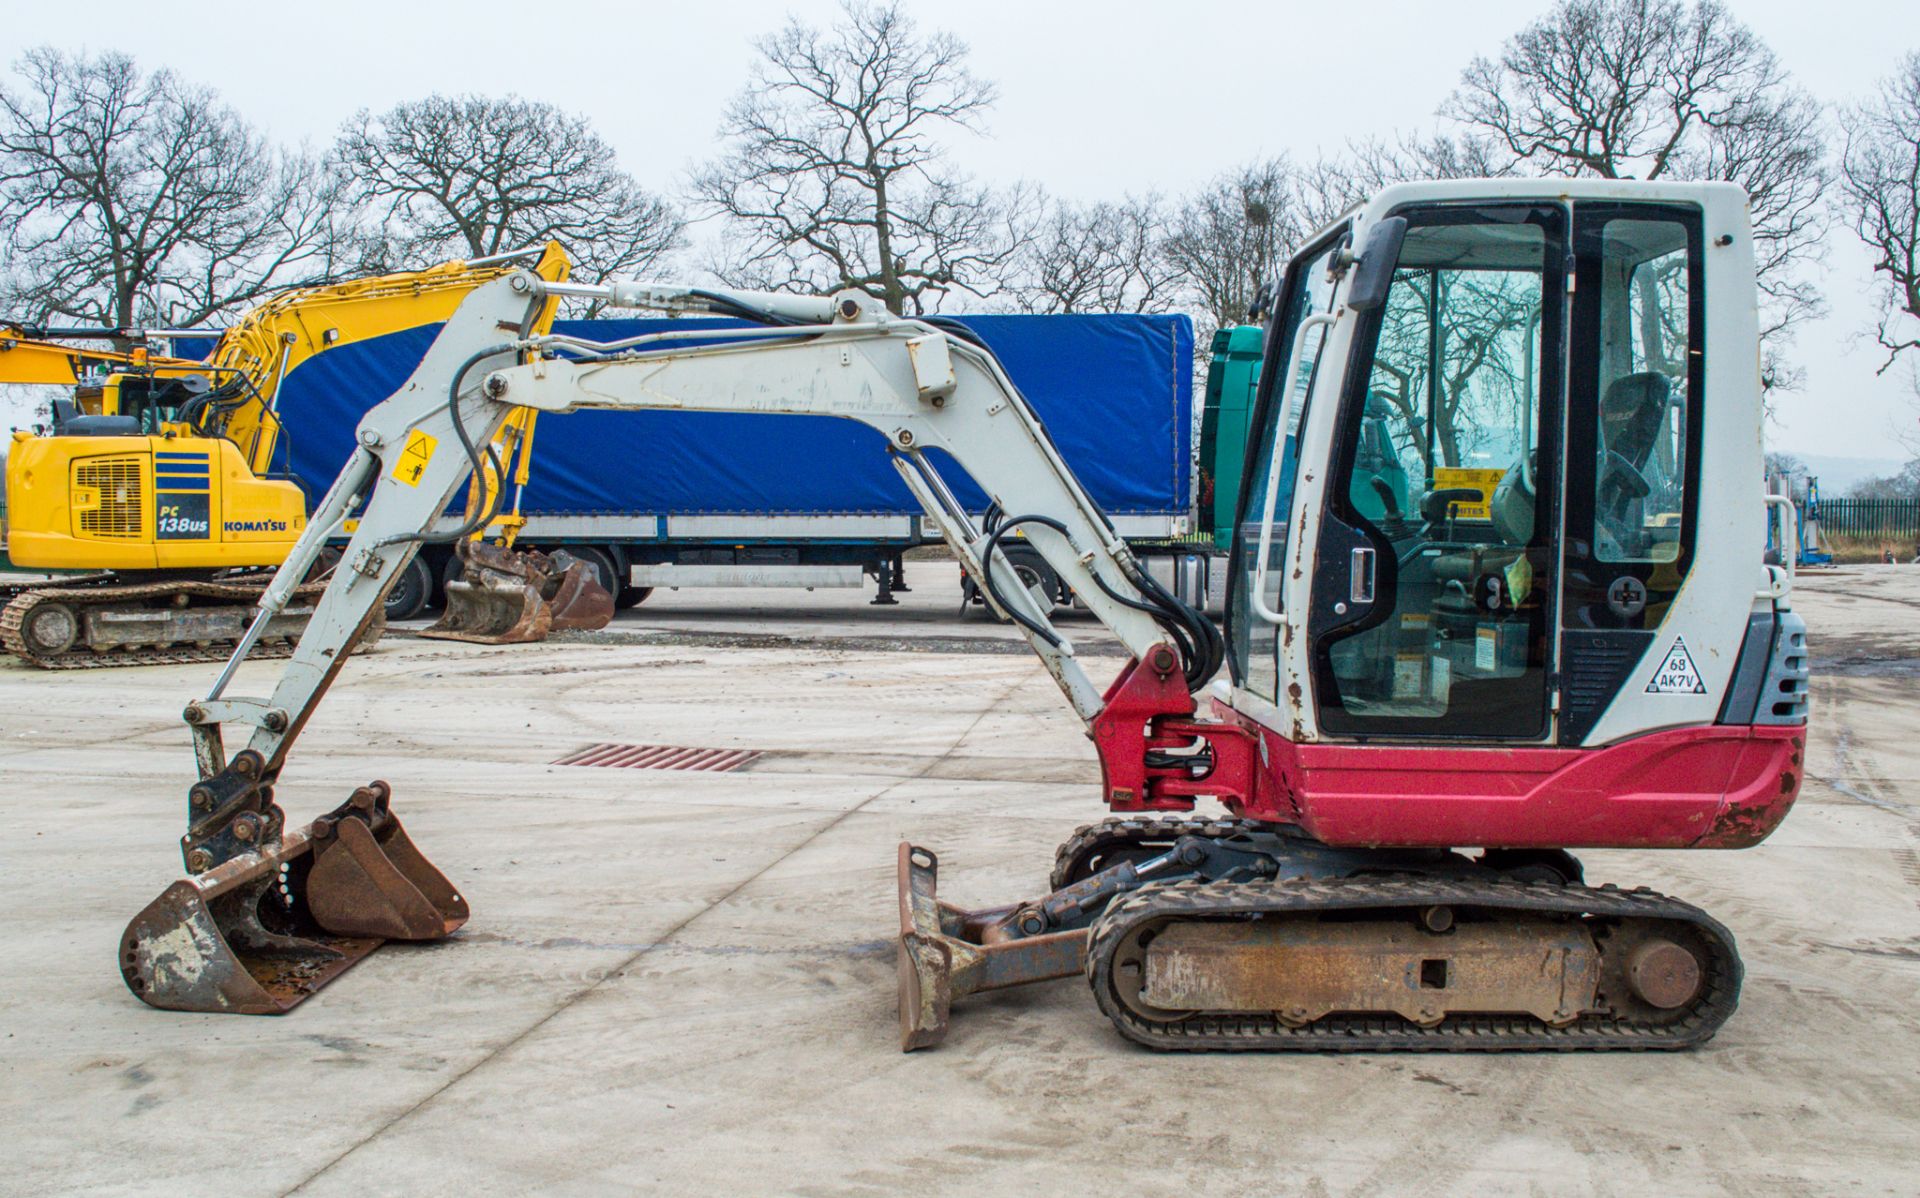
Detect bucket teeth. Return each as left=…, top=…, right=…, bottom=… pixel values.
left=420, top=541, right=611, bottom=644
left=119, top=784, right=464, bottom=1015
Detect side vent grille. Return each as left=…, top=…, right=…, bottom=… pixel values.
left=1757, top=611, right=1810, bottom=725
left=74, top=457, right=144, bottom=538
left=1559, top=630, right=1655, bottom=744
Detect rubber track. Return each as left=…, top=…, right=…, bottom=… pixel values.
left=1050, top=815, right=1263, bottom=890
left=1086, top=875, right=1742, bottom=1052
left=1, top=575, right=344, bottom=669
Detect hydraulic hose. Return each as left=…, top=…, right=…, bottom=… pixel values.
left=983, top=513, right=1225, bottom=692
left=981, top=515, right=1069, bottom=650
left=375, top=344, right=513, bottom=547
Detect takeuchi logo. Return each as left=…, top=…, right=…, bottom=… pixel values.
left=224, top=520, right=289, bottom=533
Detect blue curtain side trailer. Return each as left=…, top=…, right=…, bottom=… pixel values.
left=193, top=313, right=1219, bottom=617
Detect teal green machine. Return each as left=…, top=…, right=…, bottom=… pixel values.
left=1198, top=326, right=1263, bottom=550
left=1199, top=325, right=1411, bottom=549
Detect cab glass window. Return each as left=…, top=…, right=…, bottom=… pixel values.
left=1228, top=232, right=1342, bottom=701
left=1590, top=219, right=1694, bottom=564
left=1314, top=205, right=1564, bottom=739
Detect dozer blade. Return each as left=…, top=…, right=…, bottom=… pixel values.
left=895, top=843, right=1086, bottom=1051
left=120, top=783, right=465, bottom=1014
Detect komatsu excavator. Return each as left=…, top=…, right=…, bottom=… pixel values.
left=1, top=243, right=598, bottom=667
left=120, top=179, right=1808, bottom=1052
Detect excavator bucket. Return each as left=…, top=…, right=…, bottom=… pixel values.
left=420, top=540, right=612, bottom=644
left=542, top=550, right=617, bottom=631
left=895, top=843, right=1087, bottom=1050
left=120, top=782, right=466, bottom=1014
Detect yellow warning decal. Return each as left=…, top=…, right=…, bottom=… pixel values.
left=391, top=429, right=437, bottom=487
left=1431, top=467, right=1505, bottom=521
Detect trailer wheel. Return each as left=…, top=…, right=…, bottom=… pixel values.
left=384, top=556, right=433, bottom=621
left=998, top=546, right=1059, bottom=618
left=439, top=550, right=465, bottom=601
left=615, top=584, right=654, bottom=609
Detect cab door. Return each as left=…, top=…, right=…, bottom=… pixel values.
left=1224, top=228, right=1347, bottom=704
left=1306, top=203, right=1569, bottom=741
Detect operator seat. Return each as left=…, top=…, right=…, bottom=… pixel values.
left=50, top=397, right=141, bottom=437
left=1430, top=449, right=1536, bottom=614
left=1595, top=371, right=1672, bottom=553
left=1600, top=372, right=1670, bottom=473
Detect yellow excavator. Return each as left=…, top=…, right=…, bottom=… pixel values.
left=1, top=243, right=597, bottom=667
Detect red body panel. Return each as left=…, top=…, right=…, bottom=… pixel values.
left=1088, top=658, right=1804, bottom=851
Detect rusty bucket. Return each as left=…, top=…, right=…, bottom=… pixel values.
left=421, top=540, right=612, bottom=645
left=120, top=782, right=466, bottom=1014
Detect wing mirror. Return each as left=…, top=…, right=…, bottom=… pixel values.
left=1345, top=217, right=1408, bottom=312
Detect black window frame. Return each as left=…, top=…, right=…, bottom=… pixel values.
left=1560, top=201, right=1707, bottom=633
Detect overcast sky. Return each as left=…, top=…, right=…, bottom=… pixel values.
left=7, top=0, right=1917, bottom=468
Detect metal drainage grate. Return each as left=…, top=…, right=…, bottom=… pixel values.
left=552, top=743, right=761, bottom=772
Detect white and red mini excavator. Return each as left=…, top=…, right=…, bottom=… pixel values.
left=120, top=179, right=1807, bottom=1053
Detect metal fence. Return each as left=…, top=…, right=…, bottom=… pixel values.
left=1815, top=498, right=1920, bottom=539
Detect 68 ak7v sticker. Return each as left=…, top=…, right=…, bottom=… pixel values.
left=1646, top=637, right=1707, bottom=694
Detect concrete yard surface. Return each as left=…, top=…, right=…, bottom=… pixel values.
left=2, top=563, right=1918, bottom=1196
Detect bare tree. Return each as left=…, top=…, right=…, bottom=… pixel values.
left=1298, top=132, right=1512, bottom=231
left=693, top=1, right=1022, bottom=315
left=1762, top=450, right=1807, bottom=484
left=1445, top=0, right=1828, bottom=388
left=1838, top=52, right=1920, bottom=397
left=1007, top=194, right=1175, bottom=314
left=1848, top=459, right=1920, bottom=500
left=0, top=48, right=345, bottom=332
left=1163, top=157, right=1307, bottom=341
left=334, top=94, right=683, bottom=296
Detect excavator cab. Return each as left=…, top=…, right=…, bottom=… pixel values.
left=1228, top=188, right=1793, bottom=766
